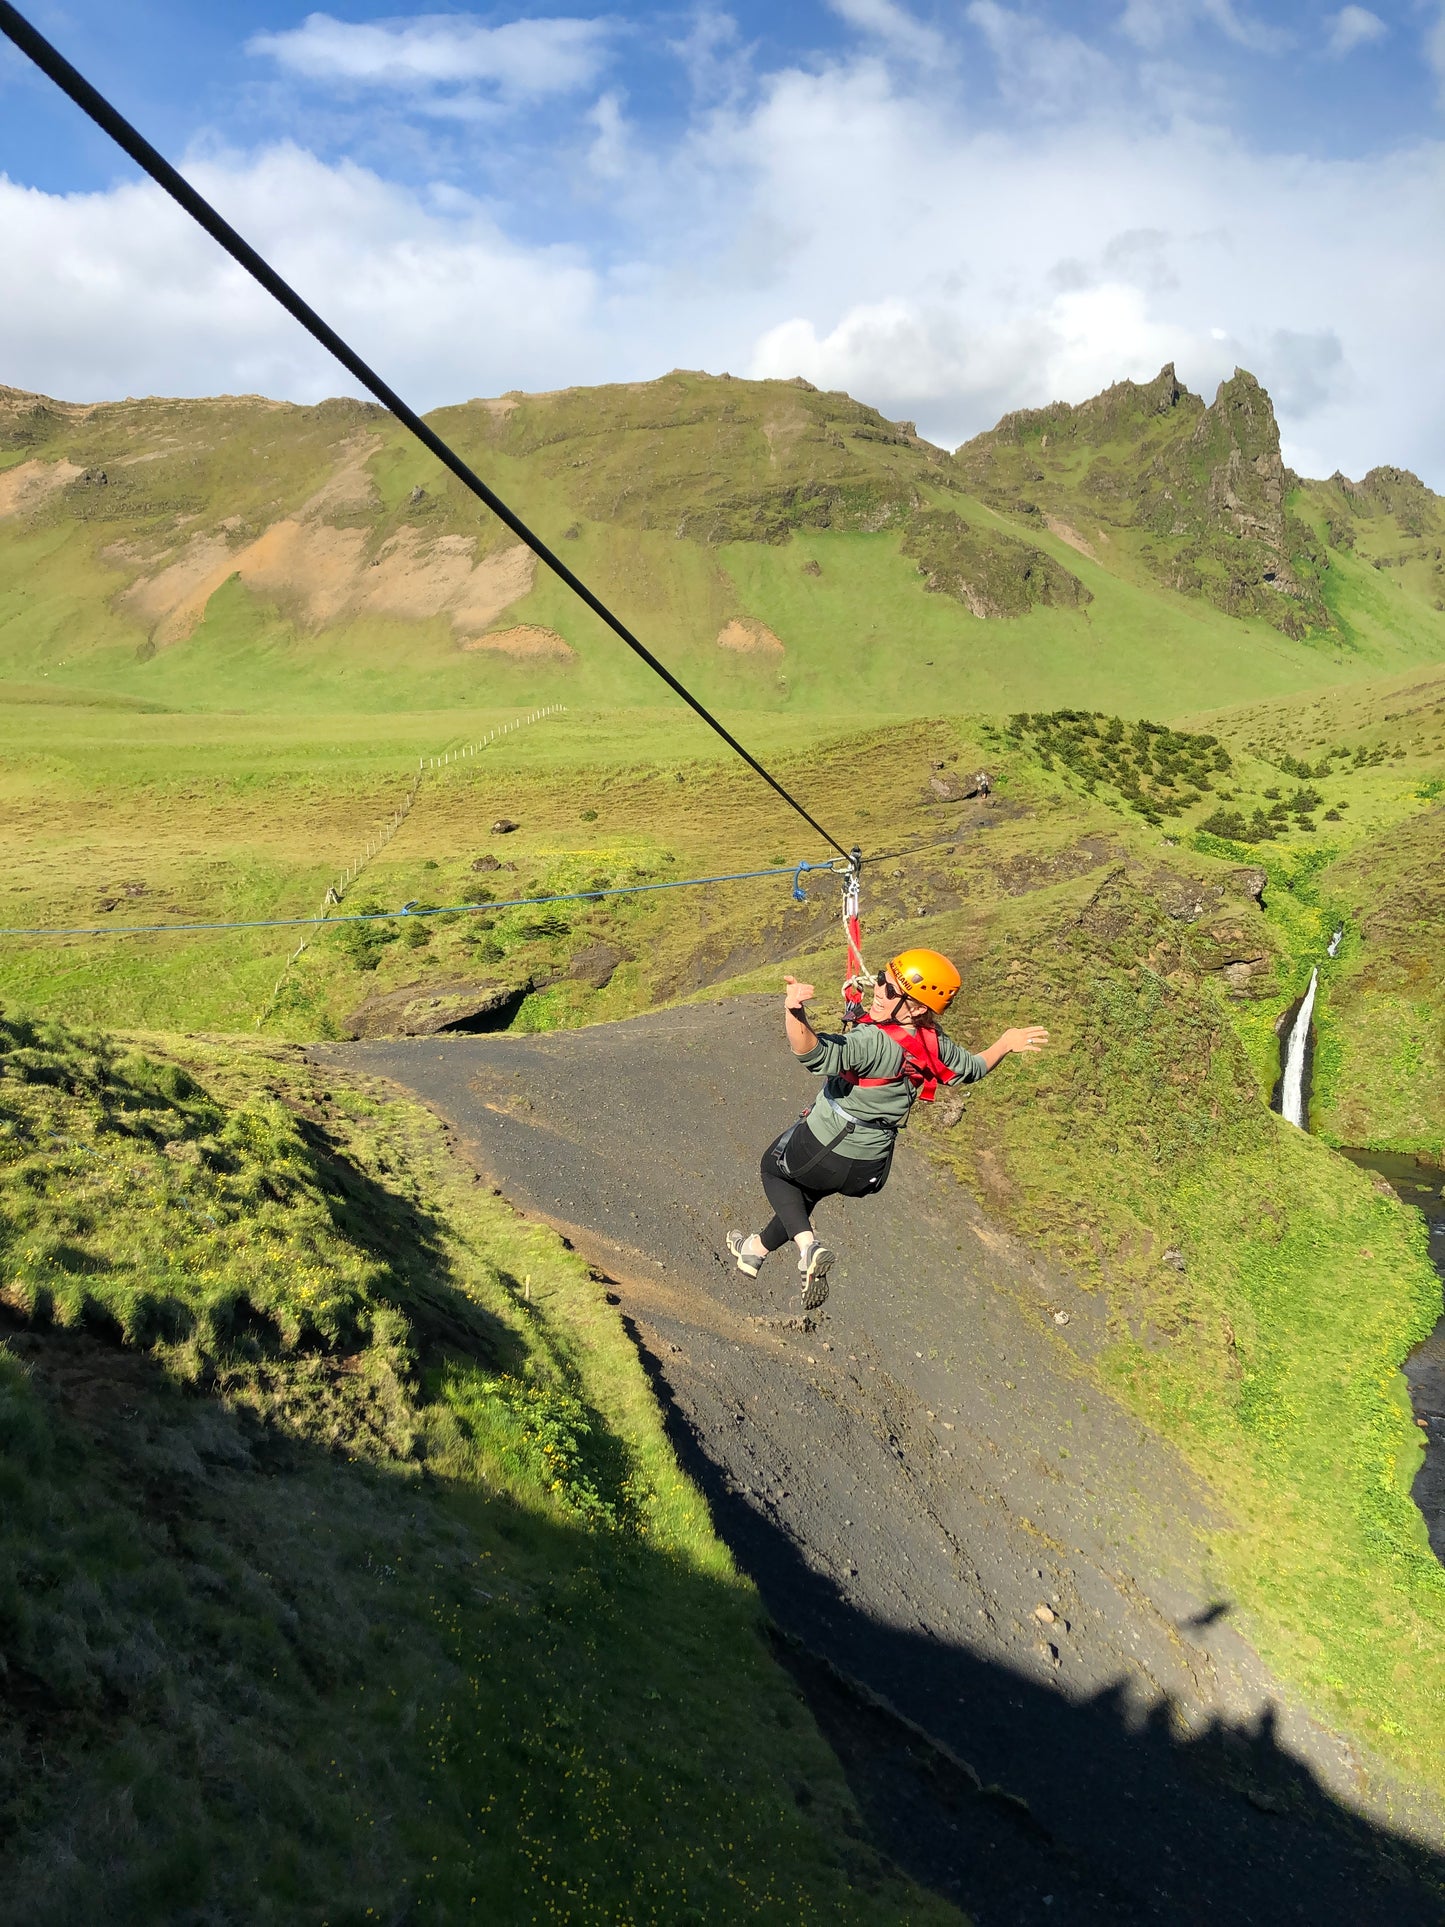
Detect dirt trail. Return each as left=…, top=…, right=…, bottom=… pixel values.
left=318, top=998, right=1445, bottom=1925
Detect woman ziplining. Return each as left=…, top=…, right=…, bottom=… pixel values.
left=728, top=947, right=1048, bottom=1312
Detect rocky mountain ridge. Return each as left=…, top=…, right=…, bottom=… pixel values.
left=957, top=364, right=1328, bottom=633
left=1, top=366, right=1442, bottom=688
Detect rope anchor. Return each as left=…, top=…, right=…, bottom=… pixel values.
left=791, top=855, right=851, bottom=903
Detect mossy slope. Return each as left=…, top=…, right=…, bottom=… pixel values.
left=0, top=1013, right=957, bottom=1923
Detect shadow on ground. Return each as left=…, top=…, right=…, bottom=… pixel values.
left=632, top=1305, right=1445, bottom=1926
left=1, top=1312, right=933, bottom=1923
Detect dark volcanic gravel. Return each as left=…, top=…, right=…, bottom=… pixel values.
left=314, top=998, right=1445, bottom=1925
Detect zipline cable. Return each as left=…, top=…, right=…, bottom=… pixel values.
left=0, top=858, right=845, bottom=942
left=0, top=1, right=850, bottom=862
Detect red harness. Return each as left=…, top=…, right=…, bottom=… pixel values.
left=841, top=1016, right=957, bottom=1104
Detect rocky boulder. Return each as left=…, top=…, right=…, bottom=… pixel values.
left=568, top=941, right=626, bottom=990
left=345, top=978, right=529, bottom=1039
left=1226, top=865, right=1269, bottom=903
left=1162, top=881, right=1223, bottom=922
left=927, top=771, right=966, bottom=802
left=1196, top=922, right=1272, bottom=995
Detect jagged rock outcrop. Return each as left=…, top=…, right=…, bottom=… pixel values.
left=1133, top=371, right=1327, bottom=633
left=1317, top=464, right=1445, bottom=553
left=954, top=365, right=1331, bottom=636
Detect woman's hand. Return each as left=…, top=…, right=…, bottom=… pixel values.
left=783, top=977, right=820, bottom=1056
left=1001, top=1025, right=1049, bottom=1055
left=979, top=1024, right=1050, bottom=1071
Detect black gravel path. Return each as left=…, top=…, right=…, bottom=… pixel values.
left=315, top=999, right=1445, bottom=1925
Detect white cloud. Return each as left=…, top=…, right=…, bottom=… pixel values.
left=965, top=2, right=1116, bottom=115
left=751, top=300, right=1049, bottom=415
left=708, top=62, right=1445, bottom=472
left=1, top=37, right=1442, bottom=489
left=1116, top=1, right=1181, bottom=51
left=826, top=0, right=947, bottom=65
left=247, top=12, right=613, bottom=100
left=0, top=147, right=598, bottom=407
left=1325, top=7, right=1387, bottom=57
left=586, top=92, right=632, bottom=180
left=1117, top=0, right=1290, bottom=55
left=668, top=10, right=750, bottom=104
left=1197, top=0, right=1291, bottom=54
left=749, top=284, right=1222, bottom=433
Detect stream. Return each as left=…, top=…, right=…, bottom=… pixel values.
left=1275, top=940, right=1445, bottom=1556
left=1342, top=1150, right=1445, bottom=1559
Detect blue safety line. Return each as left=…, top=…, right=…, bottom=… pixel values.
left=1, top=858, right=847, bottom=940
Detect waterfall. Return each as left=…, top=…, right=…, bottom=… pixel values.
left=1280, top=967, right=1319, bottom=1130
left=1327, top=927, right=1343, bottom=958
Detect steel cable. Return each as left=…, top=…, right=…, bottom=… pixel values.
left=0, top=1, right=850, bottom=860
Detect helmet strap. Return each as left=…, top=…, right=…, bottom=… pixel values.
left=876, top=977, right=917, bottom=1028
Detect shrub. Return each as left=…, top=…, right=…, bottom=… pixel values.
left=1199, top=808, right=1250, bottom=840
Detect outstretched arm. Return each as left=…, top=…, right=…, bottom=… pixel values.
left=783, top=976, right=819, bottom=1056
left=978, top=1024, right=1049, bottom=1072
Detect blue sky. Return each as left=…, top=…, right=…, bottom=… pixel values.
left=2, top=1, right=1443, bottom=481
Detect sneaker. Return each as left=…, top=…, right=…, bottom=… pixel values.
left=798, top=1244, right=835, bottom=1311
left=727, top=1230, right=763, bottom=1278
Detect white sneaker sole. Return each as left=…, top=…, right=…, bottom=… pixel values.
left=799, top=1245, right=835, bottom=1311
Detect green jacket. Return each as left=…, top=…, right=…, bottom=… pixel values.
left=795, top=1024, right=989, bottom=1162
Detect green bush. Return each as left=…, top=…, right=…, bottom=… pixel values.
left=1199, top=807, right=1250, bottom=840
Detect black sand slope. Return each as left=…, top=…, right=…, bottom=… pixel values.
left=317, top=999, right=1445, bottom=1926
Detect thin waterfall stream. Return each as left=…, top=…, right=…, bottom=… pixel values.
left=1279, top=967, right=1319, bottom=1130
left=1342, top=1151, right=1445, bottom=1560
left=1274, top=930, right=1340, bottom=1131
left=1283, top=928, right=1445, bottom=1557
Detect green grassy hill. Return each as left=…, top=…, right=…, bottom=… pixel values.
left=3, top=368, right=1444, bottom=725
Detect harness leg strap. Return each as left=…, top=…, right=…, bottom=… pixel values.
left=784, top=1119, right=856, bottom=1182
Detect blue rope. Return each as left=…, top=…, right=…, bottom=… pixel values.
left=1, top=858, right=846, bottom=941
left=791, top=860, right=834, bottom=902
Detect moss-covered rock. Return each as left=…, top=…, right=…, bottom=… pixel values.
left=900, top=509, right=1091, bottom=617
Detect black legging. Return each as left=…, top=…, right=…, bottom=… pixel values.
left=758, top=1122, right=892, bottom=1249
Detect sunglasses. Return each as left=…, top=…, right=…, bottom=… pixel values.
left=879, top=973, right=926, bottom=1006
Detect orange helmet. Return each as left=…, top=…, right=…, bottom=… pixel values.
left=885, top=948, right=962, bottom=1014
